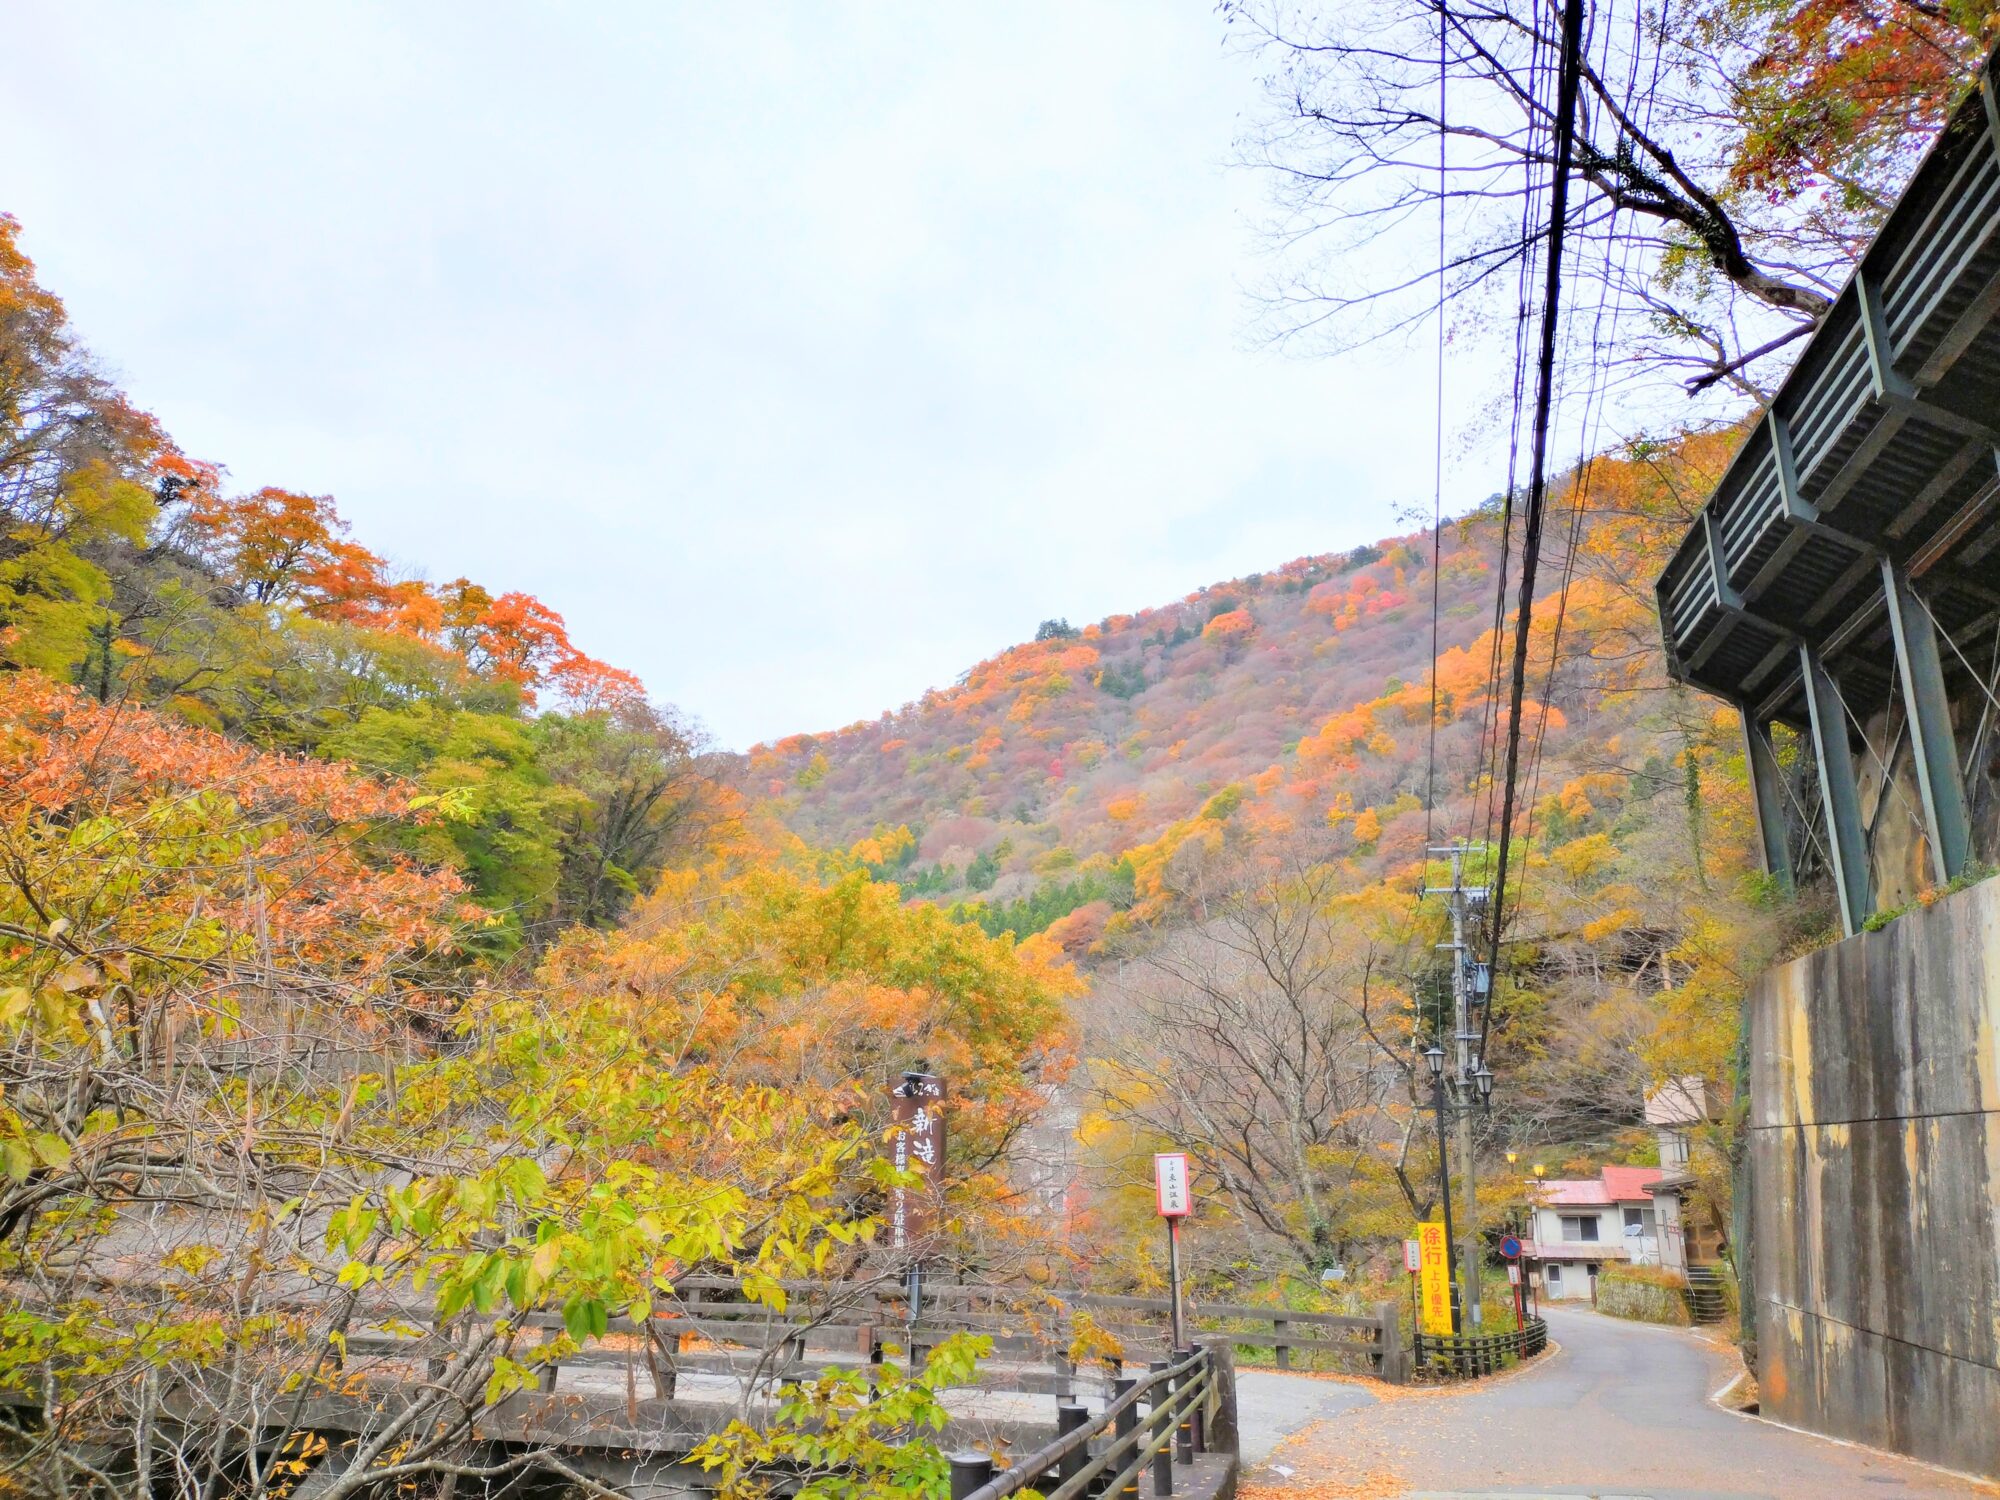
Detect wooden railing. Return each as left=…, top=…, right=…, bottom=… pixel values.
left=1412, top=1316, right=1548, bottom=1377
left=1055, top=1289, right=1408, bottom=1382
left=314, top=1275, right=1408, bottom=1397
left=945, top=1344, right=1235, bottom=1500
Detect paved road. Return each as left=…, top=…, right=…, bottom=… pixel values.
left=1241, top=1306, right=1995, bottom=1499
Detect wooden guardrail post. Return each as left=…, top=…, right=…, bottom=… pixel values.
left=645, top=1321, right=678, bottom=1399
left=1372, top=1301, right=1409, bottom=1384
left=1185, top=1352, right=1205, bottom=1455
left=1173, top=1353, right=1194, bottom=1464
left=1199, top=1339, right=1238, bottom=1456
left=1147, top=1359, right=1173, bottom=1496
left=1272, top=1316, right=1290, bottom=1369
left=1057, top=1403, right=1089, bottom=1485
left=1112, top=1375, right=1140, bottom=1499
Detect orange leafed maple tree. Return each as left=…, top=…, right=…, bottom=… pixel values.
left=0, top=672, right=472, bottom=997
left=177, top=482, right=643, bottom=710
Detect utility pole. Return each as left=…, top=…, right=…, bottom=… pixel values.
left=1426, top=845, right=1492, bottom=1329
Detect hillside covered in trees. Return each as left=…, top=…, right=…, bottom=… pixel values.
left=759, top=433, right=1767, bottom=961
left=757, top=426, right=1814, bottom=1283
left=752, top=524, right=1502, bottom=924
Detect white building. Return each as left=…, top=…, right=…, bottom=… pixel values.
left=1645, top=1076, right=1707, bottom=1172
left=1524, top=1165, right=1688, bottom=1302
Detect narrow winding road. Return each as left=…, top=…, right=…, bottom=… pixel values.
left=1239, top=1306, right=1994, bottom=1499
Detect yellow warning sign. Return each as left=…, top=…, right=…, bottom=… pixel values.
left=1416, top=1220, right=1454, bottom=1335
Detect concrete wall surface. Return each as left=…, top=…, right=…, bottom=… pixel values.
left=1749, top=876, right=2000, bottom=1477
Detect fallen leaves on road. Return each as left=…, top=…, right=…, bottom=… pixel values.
left=1247, top=1368, right=1449, bottom=1402
left=1243, top=1468, right=1406, bottom=1500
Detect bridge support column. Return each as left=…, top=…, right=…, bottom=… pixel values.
left=1882, top=557, right=1973, bottom=884
left=1800, top=643, right=1874, bottom=936
left=1739, top=705, right=1795, bottom=892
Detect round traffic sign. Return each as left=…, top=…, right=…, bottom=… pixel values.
left=1499, top=1234, right=1523, bottom=1259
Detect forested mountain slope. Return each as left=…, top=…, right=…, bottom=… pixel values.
left=754, top=522, right=1505, bottom=904
left=757, top=437, right=1763, bottom=965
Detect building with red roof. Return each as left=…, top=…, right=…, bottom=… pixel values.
left=1520, top=1163, right=1686, bottom=1303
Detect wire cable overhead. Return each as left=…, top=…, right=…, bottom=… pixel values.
left=1479, top=0, right=1590, bottom=1045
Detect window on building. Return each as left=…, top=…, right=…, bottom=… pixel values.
left=1560, top=1214, right=1600, bottom=1242
left=1624, top=1206, right=1658, bottom=1235
left=1661, top=1131, right=1690, bottom=1168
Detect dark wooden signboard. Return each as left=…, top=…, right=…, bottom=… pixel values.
left=889, top=1072, right=945, bottom=1251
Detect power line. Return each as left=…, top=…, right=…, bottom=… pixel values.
left=1472, top=3, right=1557, bottom=864
left=1424, top=8, right=1448, bottom=851
left=1480, top=0, right=1589, bottom=1023
left=1495, top=0, right=1656, bottom=1015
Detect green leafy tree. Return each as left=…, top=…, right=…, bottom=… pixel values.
left=322, top=703, right=583, bottom=953
left=536, top=700, right=718, bottom=933
left=964, top=847, right=1000, bottom=892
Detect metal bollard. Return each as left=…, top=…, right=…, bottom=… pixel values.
left=1147, top=1360, right=1173, bottom=1496
left=949, top=1453, right=995, bottom=1500
left=1113, top=1376, right=1139, bottom=1499
left=1057, top=1402, right=1089, bottom=1485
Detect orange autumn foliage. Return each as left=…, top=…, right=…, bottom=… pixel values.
left=0, top=672, right=471, bottom=996
left=181, top=486, right=641, bottom=711
left=537, top=862, right=1079, bottom=1168
left=1202, top=608, right=1254, bottom=642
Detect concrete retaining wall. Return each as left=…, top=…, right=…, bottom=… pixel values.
left=1748, top=876, right=2000, bottom=1478
left=1594, top=1275, right=1689, bottom=1326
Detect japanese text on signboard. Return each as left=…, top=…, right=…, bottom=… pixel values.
left=890, top=1073, right=945, bottom=1251
left=1416, top=1221, right=1453, bottom=1335
left=1154, top=1152, right=1192, bottom=1218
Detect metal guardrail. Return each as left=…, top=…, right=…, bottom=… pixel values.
left=1412, top=1316, right=1548, bottom=1377
left=945, top=1345, right=1232, bottom=1500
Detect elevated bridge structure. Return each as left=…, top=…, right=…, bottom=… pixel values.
left=1657, top=51, right=2000, bottom=935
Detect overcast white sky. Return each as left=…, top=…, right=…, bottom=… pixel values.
left=3, top=3, right=1508, bottom=748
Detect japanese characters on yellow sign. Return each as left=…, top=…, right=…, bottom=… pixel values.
left=1415, top=1220, right=1453, bottom=1335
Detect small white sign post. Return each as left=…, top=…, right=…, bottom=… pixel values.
left=1154, top=1152, right=1193, bottom=1350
